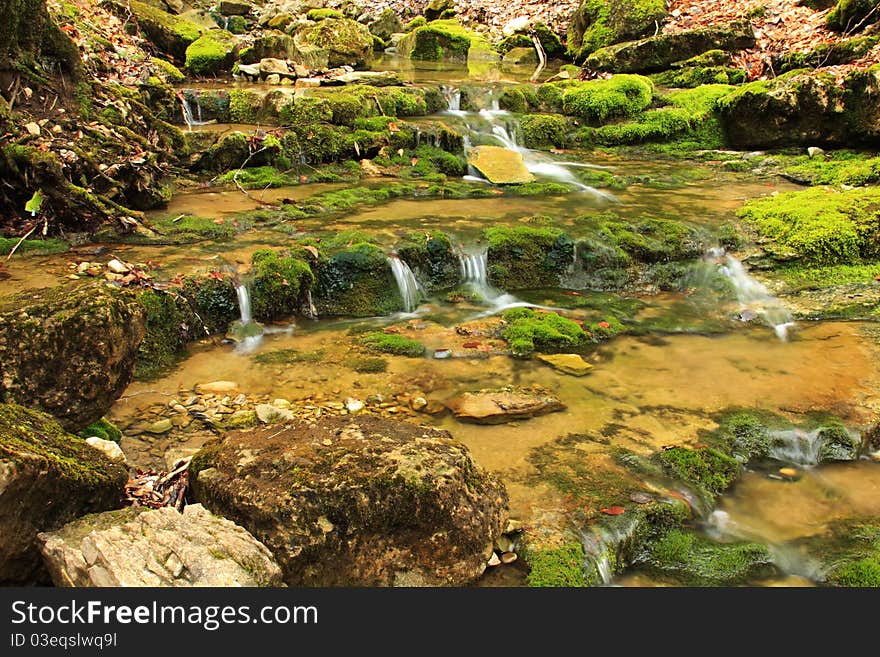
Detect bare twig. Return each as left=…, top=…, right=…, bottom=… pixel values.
left=5, top=223, right=38, bottom=261
left=529, top=33, right=547, bottom=83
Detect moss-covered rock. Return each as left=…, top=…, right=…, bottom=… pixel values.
left=313, top=243, right=401, bottom=317
left=77, top=417, right=122, bottom=444
left=0, top=284, right=144, bottom=430
left=486, top=225, right=575, bottom=289
left=134, top=288, right=202, bottom=380
left=185, top=29, right=237, bottom=75
left=181, top=275, right=239, bottom=335
left=826, top=0, right=880, bottom=32
left=568, top=0, right=667, bottom=62
left=524, top=542, right=586, bottom=587
left=585, top=20, right=755, bottom=73
left=189, top=415, right=509, bottom=585
left=105, top=0, right=204, bottom=61
left=249, top=248, right=314, bottom=322
left=555, top=75, right=654, bottom=123
left=639, top=529, right=776, bottom=586
left=501, top=307, right=587, bottom=357
left=0, top=403, right=127, bottom=584
left=651, top=65, right=746, bottom=87
left=369, top=8, right=403, bottom=41
left=658, top=446, right=740, bottom=502
left=361, top=332, right=425, bottom=357
left=775, top=36, right=879, bottom=74
left=399, top=19, right=494, bottom=63
left=396, top=231, right=460, bottom=292
left=293, top=17, right=373, bottom=68
left=520, top=114, right=569, bottom=149
left=791, top=517, right=880, bottom=586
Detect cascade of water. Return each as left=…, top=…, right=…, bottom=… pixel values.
left=234, top=282, right=252, bottom=324
left=388, top=256, right=424, bottom=313
left=579, top=515, right=642, bottom=586
left=766, top=428, right=826, bottom=466
left=178, top=93, right=209, bottom=130
left=708, top=247, right=795, bottom=341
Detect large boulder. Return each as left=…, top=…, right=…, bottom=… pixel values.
left=827, top=0, right=880, bottom=32
left=585, top=20, right=756, bottom=73
left=102, top=0, right=205, bottom=62
left=0, top=404, right=127, bottom=585
left=38, top=505, right=283, bottom=587
left=313, top=243, right=402, bottom=317
left=568, top=0, right=667, bottom=62
left=717, top=68, right=880, bottom=148
left=293, top=17, right=374, bottom=68
left=369, top=8, right=403, bottom=42
left=398, top=19, right=493, bottom=63
left=0, top=283, right=145, bottom=430
left=188, top=416, right=509, bottom=586
left=467, top=145, right=535, bottom=184
left=446, top=387, right=566, bottom=424
left=185, top=29, right=237, bottom=75
left=239, top=30, right=330, bottom=69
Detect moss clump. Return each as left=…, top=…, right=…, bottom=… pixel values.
left=115, top=0, right=203, bottom=61
left=641, top=529, right=776, bottom=586
left=343, top=356, right=389, bottom=373
left=737, top=186, right=880, bottom=266
left=395, top=230, right=459, bottom=291
left=361, top=332, right=425, bottom=357
left=294, top=17, right=374, bottom=68
left=715, top=412, right=771, bottom=461
left=181, top=275, right=238, bottom=335
left=135, top=289, right=205, bottom=380
left=228, top=88, right=263, bottom=123
left=217, top=166, right=299, bottom=189
left=776, top=36, right=879, bottom=72
left=77, top=417, right=122, bottom=443
left=520, top=114, right=568, bottom=149
left=651, top=66, right=746, bottom=88
left=185, top=30, right=236, bottom=76
left=795, top=518, right=880, bottom=586
left=249, top=249, right=314, bottom=322
left=153, top=215, right=237, bottom=242
left=525, top=543, right=586, bottom=587
left=404, top=16, right=427, bottom=31
left=0, top=237, right=68, bottom=256
left=659, top=446, right=740, bottom=497
left=501, top=307, right=586, bottom=357
left=568, top=0, right=668, bottom=61
left=151, top=57, right=185, bottom=83
left=781, top=150, right=880, bottom=187
left=557, top=75, right=654, bottom=123
left=817, top=421, right=861, bottom=462
left=313, top=243, right=401, bottom=317
left=252, top=349, right=324, bottom=365
left=826, top=0, right=879, bottom=31
left=307, top=8, right=344, bottom=20
left=486, top=225, right=575, bottom=289
left=401, top=19, right=492, bottom=62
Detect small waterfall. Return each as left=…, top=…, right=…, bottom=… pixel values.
left=388, top=256, right=423, bottom=313
left=708, top=248, right=795, bottom=341
left=442, top=85, right=462, bottom=113
left=460, top=251, right=501, bottom=303
left=579, top=514, right=643, bottom=587
left=235, top=282, right=252, bottom=323
left=178, top=93, right=208, bottom=130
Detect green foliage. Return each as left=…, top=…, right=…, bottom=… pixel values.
left=307, top=8, right=344, bottom=20
left=659, top=446, right=740, bottom=496
left=249, top=249, right=314, bottom=321
left=525, top=543, right=586, bottom=587
left=501, top=308, right=586, bottom=357
left=153, top=215, right=237, bottom=242
left=78, top=417, right=122, bottom=444
left=185, top=30, right=236, bottom=75
left=252, top=349, right=324, bottom=364
left=737, top=186, right=880, bottom=266
left=361, top=332, right=425, bottom=357
left=781, top=150, right=880, bottom=187
left=557, top=75, right=654, bottom=123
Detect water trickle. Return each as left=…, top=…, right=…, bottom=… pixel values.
left=388, top=256, right=424, bottom=313
left=579, top=514, right=642, bottom=586
left=178, top=93, right=209, bottom=131
left=442, top=85, right=462, bottom=113
left=709, top=247, right=795, bottom=341
left=766, top=428, right=826, bottom=466
left=235, top=282, right=252, bottom=324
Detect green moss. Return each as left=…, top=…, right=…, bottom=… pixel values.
left=77, top=417, right=122, bottom=443
left=781, top=150, right=880, bottom=187
left=557, top=75, right=654, bottom=124
left=777, top=36, right=879, bottom=72
left=181, top=275, right=238, bottom=334
left=135, top=289, right=196, bottom=380
left=228, top=88, right=262, bottom=123
left=402, top=19, right=492, bottom=62
left=307, top=8, right=344, bottom=20
left=796, top=518, right=880, bottom=586
left=151, top=57, right=185, bottom=83
left=405, top=16, right=427, bottom=31
left=153, top=215, right=237, bottom=242
left=641, top=529, right=776, bottom=586
left=775, top=262, right=880, bottom=289
left=659, top=446, right=740, bottom=496
left=568, top=0, right=668, bottom=61
left=185, top=30, right=236, bottom=76
left=737, top=186, right=880, bottom=266
left=827, top=0, right=879, bottom=31
left=120, top=0, right=203, bottom=60
left=313, top=243, right=401, bottom=316
left=651, top=66, right=746, bottom=88
left=520, top=114, right=568, bottom=149
left=0, top=237, right=68, bottom=256
left=343, top=356, right=388, bottom=373
left=818, top=421, right=861, bottom=462
left=217, top=166, right=299, bottom=189
left=395, top=230, right=459, bottom=291
left=714, top=411, right=772, bottom=461
left=252, top=349, right=325, bottom=365
left=525, top=543, right=586, bottom=587
left=361, top=332, right=425, bottom=357
left=486, top=225, right=575, bottom=289
left=501, top=308, right=586, bottom=357
left=249, top=249, right=314, bottom=321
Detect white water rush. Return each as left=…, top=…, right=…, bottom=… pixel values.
left=709, top=248, right=795, bottom=341
left=235, top=282, right=252, bottom=324
left=388, top=256, right=424, bottom=313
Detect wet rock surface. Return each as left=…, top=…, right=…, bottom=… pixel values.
left=189, top=415, right=509, bottom=586
left=446, top=386, right=565, bottom=424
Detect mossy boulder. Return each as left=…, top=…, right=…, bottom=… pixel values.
left=369, top=8, right=403, bottom=41
left=425, top=0, right=455, bottom=21
left=399, top=19, right=494, bottom=63
left=249, top=249, right=315, bottom=322
left=658, top=446, right=740, bottom=502
left=520, top=114, right=569, bottom=149
left=293, top=17, right=373, bottom=68
left=189, top=416, right=509, bottom=585
left=104, top=0, right=205, bottom=61
left=774, top=36, right=879, bottom=74
left=313, top=243, right=401, bottom=317
left=486, top=225, right=575, bottom=289
left=718, top=68, right=880, bottom=148
left=792, top=518, right=880, bottom=586
left=396, top=231, right=460, bottom=292
left=0, top=284, right=144, bottom=430
left=651, top=65, right=746, bottom=87
left=0, top=404, right=127, bottom=584
left=501, top=308, right=587, bottom=357
left=185, top=29, right=237, bottom=75
left=639, top=529, right=776, bottom=586
left=585, top=20, right=755, bottom=73
left=827, top=0, right=880, bottom=32
left=568, top=0, right=668, bottom=62
left=555, top=74, right=654, bottom=123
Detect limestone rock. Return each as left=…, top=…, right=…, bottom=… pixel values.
left=38, top=505, right=283, bottom=587
left=236, top=62, right=260, bottom=78
left=218, top=0, right=252, bottom=16
left=255, top=403, right=295, bottom=423
left=326, top=70, right=401, bottom=86
left=0, top=404, right=127, bottom=584
left=196, top=381, right=239, bottom=394
left=0, top=283, right=145, bottom=430
left=536, top=354, right=593, bottom=376
left=189, top=416, right=509, bottom=585
left=259, top=57, right=290, bottom=76
left=293, top=17, right=374, bottom=68
left=446, top=387, right=565, bottom=424
left=467, top=145, right=535, bottom=184
left=85, top=437, right=127, bottom=463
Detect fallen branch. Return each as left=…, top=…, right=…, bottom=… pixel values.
left=5, top=223, right=38, bottom=261
left=530, top=34, right=547, bottom=83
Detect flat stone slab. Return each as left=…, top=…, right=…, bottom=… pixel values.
left=536, top=353, right=593, bottom=376
left=447, top=387, right=565, bottom=424
left=467, top=145, right=535, bottom=184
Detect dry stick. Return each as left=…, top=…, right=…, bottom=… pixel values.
left=5, top=224, right=38, bottom=262
left=530, top=34, right=547, bottom=83
left=231, top=145, right=271, bottom=200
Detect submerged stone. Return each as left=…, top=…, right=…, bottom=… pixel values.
left=446, top=387, right=565, bottom=424
left=536, top=353, right=594, bottom=376
left=0, top=404, right=127, bottom=585
left=467, top=145, right=535, bottom=184
left=38, top=505, right=283, bottom=587
left=189, top=416, right=508, bottom=585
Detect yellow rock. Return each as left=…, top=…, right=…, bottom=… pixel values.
left=536, top=353, right=593, bottom=376
left=467, top=145, right=535, bottom=184
left=779, top=467, right=799, bottom=479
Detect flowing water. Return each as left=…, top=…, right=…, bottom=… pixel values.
left=388, top=255, right=424, bottom=313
